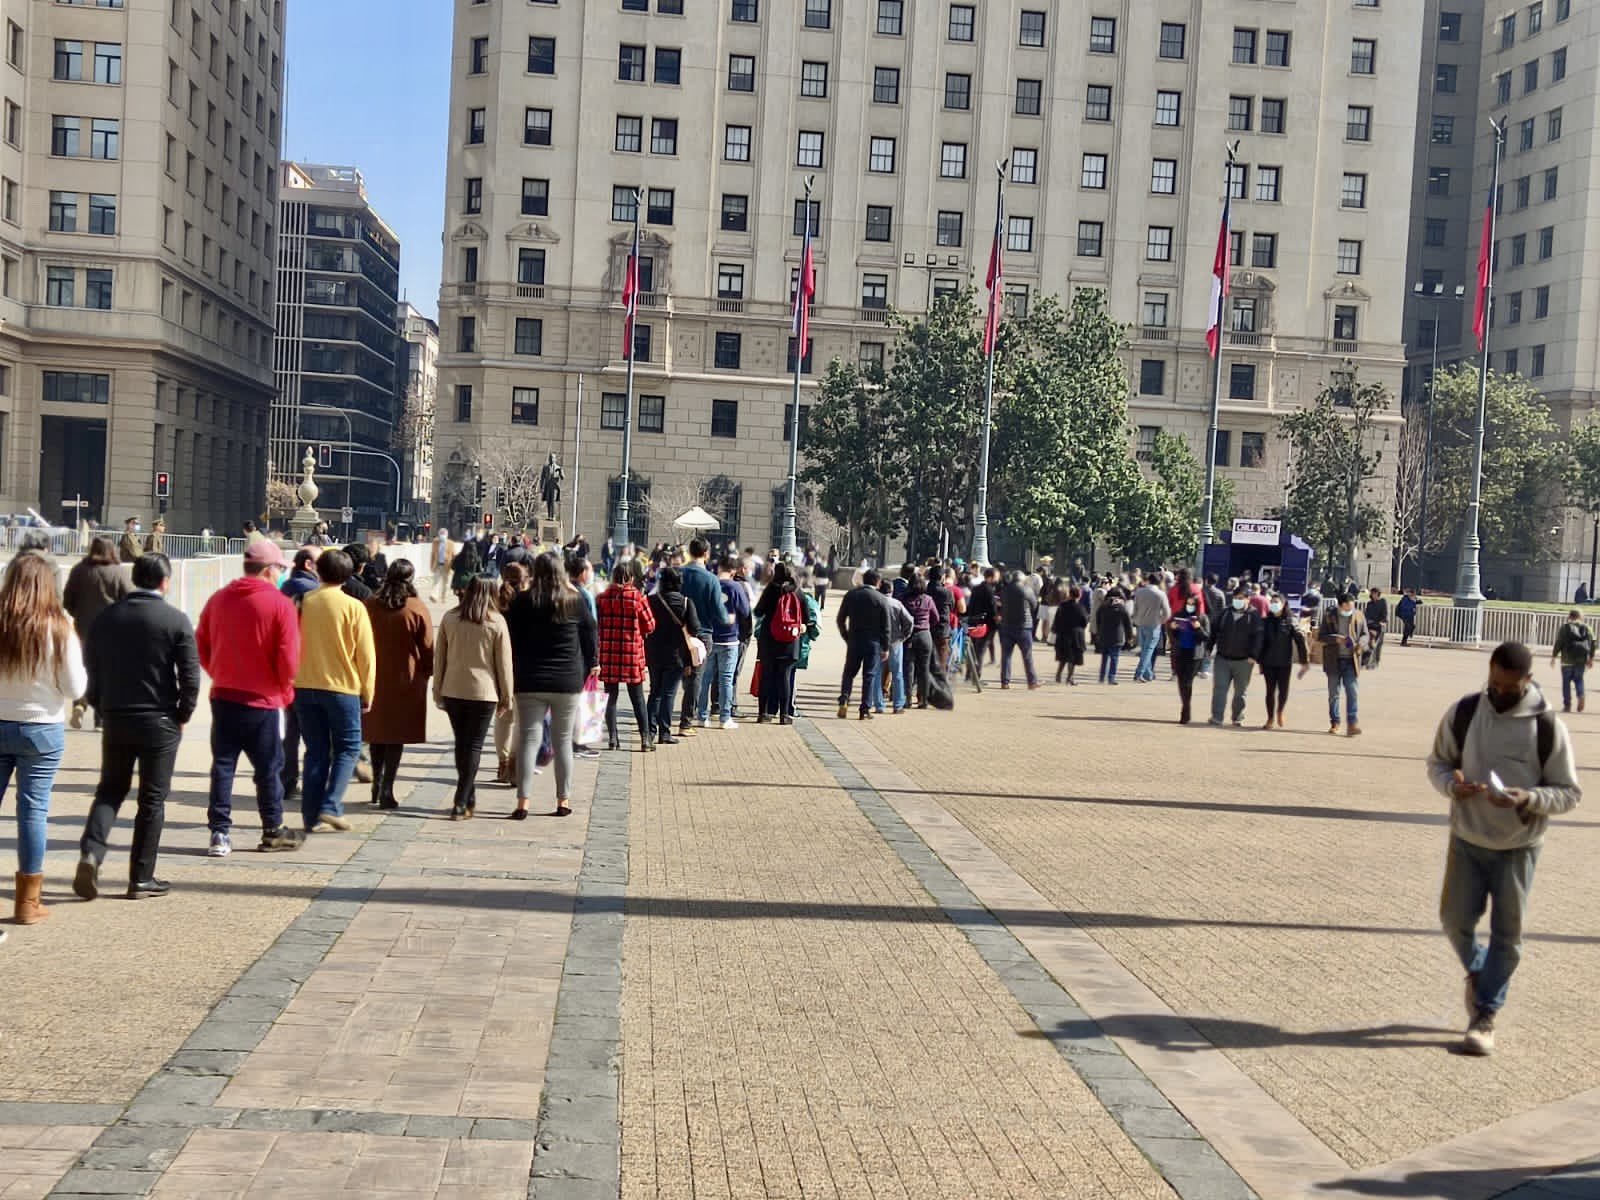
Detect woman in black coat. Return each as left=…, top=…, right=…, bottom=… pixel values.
left=1052, top=585, right=1089, bottom=684
left=752, top=561, right=801, bottom=723
left=1257, top=595, right=1309, bottom=730
left=644, top=567, right=699, bottom=745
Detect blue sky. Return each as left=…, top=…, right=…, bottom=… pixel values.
left=284, top=0, right=452, bottom=320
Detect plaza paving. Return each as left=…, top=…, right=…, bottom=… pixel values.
left=3, top=622, right=1599, bottom=1199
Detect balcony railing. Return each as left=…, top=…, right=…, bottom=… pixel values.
left=1140, top=326, right=1169, bottom=341
left=716, top=297, right=744, bottom=313
left=517, top=284, right=545, bottom=299
left=858, top=307, right=890, bottom=324
left=637, top=291, right=664, bottom=308
left=1331, top=339, right=1359, bottom=355
left=1229, top=331, right=1263, bottom=347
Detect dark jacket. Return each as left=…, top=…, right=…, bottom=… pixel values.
left=965, top=581, right=996, bottom=629
left=999, top=580, right=1038, bottom=634
left=1209, top=606, right=1264, bottom=660
left=1396, top=594, right=1420, bottom=622
left=282, top=568, right=319, bottom=604
left=645, top=590, right=701, bottom=673
left=1093, top=599, right=1133, bottom=651
left=1203, top=584, right=1228, bottom=624
left=1053, top=600, right=1088, bottom=648
left=1365, top=597, right=1390, bottom=627
left=342, top=575, right=373, bottom=602
left=835, top=583, right=892, bottom=645
left=1258, top=614, right=1309, bottom=669
left=85, top=591, right=201, bottom=723
left=62, top=560, right=129, bottom=641
left=753, top=581, right=802, bottom=660
left=680, top=560, right=731, bottom=633
left=504, top=591, right=598, bottom=694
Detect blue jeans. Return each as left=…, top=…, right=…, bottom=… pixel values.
left=1135, top=625, right=1163, bottom=681
left=1099, top=648, right=1121, bottom=683
left=696, top=640, right=739, bottom=723
left=0, top=720, right=65, bottom=874
left=1561, top=664, right=1586, bottom=707
left=208, top=700, right=285, bottom=834
left=294, top=689, right=362, bottom=830
left=839, top=639, right=883, bottom=713
left=1440, top=835, right=1541, bottom=1015
left=887, top=642, right=907, bottom=712
left=1326, top=658, right=1359, bottom=725
left=648, top=667, right=681, bottom=737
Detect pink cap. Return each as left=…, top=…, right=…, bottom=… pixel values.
left=243, top=539, right=286, bottom=568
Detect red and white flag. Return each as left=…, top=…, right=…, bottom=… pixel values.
left=1472, top=187, right=1494, bottom=349
left=1205, top=196, right=1231, bottom=358
left=792, top=211, right=816, bottom=353
left=982, top=201, right=1004, bottom=356
left=620, top=215, right=640, bottom=360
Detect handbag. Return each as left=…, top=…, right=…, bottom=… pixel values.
left=662, top=597, right=706, bottom=672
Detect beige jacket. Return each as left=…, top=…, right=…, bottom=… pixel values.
left=433, top=608, right=513, bottom=705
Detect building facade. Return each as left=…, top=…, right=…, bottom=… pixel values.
left=397, top=300, right=437, bottom=524
left=272, top=161, right=401, bottom=526
left=436, top=0, right=1418, bottom=567
left=0, top=0, right=282, bottom=532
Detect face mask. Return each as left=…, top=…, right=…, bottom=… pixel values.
left=132, top=524, right=142, bottom=533
left=1339, top=605, right=1353, bottom=616
left=1269, top=601, right=1283, bottom=615
left=1487, top=686, right=1524, bottom=713
left=1185, top=603, right=1197, bottom=614
left=1231, top=598, right=1246, bottom=611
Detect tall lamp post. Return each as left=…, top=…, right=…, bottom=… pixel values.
left=1409, top=281, right=1465, bottom=591
left=611, top=189, right=642, bottom=550
left=1453, top=117, right=1506, bottom=628
left=971, top=161, right=1006, bottom=567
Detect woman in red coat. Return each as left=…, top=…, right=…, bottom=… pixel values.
left=596, top=557, right=656, bottom=751
left=362, top=561, right=435, bottom=807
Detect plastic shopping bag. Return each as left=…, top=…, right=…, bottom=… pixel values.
left=577, top=679, right=607, bottom=748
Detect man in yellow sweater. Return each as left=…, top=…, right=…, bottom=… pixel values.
left=293, top=549, right=376, bottom=832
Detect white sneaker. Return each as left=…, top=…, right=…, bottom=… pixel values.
left=1462, top=1012, right=1496, bottom=1056
left=697, top=717, right=710, bottom=728
left=207, top=832, right=231, bottom=858
left=720, top=719, right=738, bottom=730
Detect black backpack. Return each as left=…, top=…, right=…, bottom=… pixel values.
left=1450, top=692, right=1556, bottom=781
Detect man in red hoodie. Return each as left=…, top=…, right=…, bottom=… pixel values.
left=197, top=540, right=304, bottom=856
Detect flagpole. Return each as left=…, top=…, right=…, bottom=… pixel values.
left=1453, top=117, right=1505, bottom=621
left=971, top=161, right=1006, bottom=568
left=780, top=175, right=815, bottom=560
left=612, top=190, right=641, bottom=550
left=1198, top=141, right=1241, bottom=575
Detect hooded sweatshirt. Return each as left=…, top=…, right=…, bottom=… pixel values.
left=1426, top=683, right=1581, bottom=851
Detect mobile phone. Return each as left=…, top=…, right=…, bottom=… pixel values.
left=1487, top=770, right=1513, bottom=802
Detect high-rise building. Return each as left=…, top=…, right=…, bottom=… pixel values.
left=437, top=0, right=1419, bottom=560
left=397, top=301, right=438, bottom=526
left=0, top=0, right=282, bottom=532
left=273, top=161, right=401, bottom=524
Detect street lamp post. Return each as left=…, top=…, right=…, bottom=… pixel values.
left=970, top=161, right=1006, bottom=568
left=1409, top=282, right=1466, bottom=591
left=612, top=190, right=642, bottom=550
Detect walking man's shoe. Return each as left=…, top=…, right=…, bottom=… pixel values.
left=1347, top=722, right=1363, bottom=737
left=837, top=702, right=849, bottom=720
left=1461, top=1012, right=1496, bottom=1056
left=258, top=827, right=304, bottom=852
left=319, top=813, right=352, bottom=832
left=127, top=878, right=172, bottom=900
left=73, top=858, right=98, bottom=900
left=208, top=832, right=231, bottom=858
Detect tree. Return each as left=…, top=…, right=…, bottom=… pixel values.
left=1276, top=369, right=1391, bottom=582
left=1390, top=401, right=1430, bottom=586
left=1426, top=365, right=1564, bottom=564
left=800, top=359, right=906, bottom=557
left=475, top=446, right=544, bottom=533
left=1113, top=432, right=1238, bottom=568
left=264, top=479, right=297, bottom=521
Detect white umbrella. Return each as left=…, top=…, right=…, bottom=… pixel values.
left=672, top=505, right=721, bottom=531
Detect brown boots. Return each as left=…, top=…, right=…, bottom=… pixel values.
left=13, top=872, right=48, bottom=924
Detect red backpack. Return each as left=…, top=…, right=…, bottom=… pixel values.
left=770, top=589, right=805, bottom=643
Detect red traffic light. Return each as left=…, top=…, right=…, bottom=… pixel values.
left=155, top=472, right=171, bottom=498
left=483, top=513, right=494, bottom=527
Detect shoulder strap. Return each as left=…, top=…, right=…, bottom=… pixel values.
left=1454, top=692, right=1556, bottom=777
left=1537, top=711, right=1556, bottom=775
left=1450, top=693, right=1481, bottom=764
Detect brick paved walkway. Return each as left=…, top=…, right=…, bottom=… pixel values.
left=4, top=622, right=1599, bottom=1199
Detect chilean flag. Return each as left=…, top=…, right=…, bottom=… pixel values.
left=1472, top=188, right=1493, bottom=349
left=1205, top=195, right=1231, bottom=358
left=621, top=218, right=640, bottom=360
left=793, top=212, right=816, bottom=351
left=982, top=200, right=1004, bottom=356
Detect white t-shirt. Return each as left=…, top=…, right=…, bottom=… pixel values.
left=0, top=634, right=88, bottom=724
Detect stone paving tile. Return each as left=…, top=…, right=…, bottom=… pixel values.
left=808, top=643, right=1600, bottom=1173
left=0, top=1127, right=99, bottom=1200
left=619, top=720, right=1177, bottom=1200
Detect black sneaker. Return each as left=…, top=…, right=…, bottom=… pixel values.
left=258, top=826, right=304, bottom=852
left=73, top=857, right=99, bottom=900
left=127, top=878, right=172, bottom=899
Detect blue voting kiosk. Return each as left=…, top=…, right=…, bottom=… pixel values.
left=1201, top=519, right=1315, bottom=600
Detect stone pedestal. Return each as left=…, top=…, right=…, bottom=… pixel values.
left=538, top=519, right=564, bottom=548
left=289, top=446, right=321, bottom=543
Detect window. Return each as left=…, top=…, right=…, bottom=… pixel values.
left=521, top=177, right=549, bottom=216
left=1520, top=117, right=1536, bottom=150
left=948, top=5, right=974, bottom=41
left=728, top=54, right=754, bottom=91
left=1545, top=167, right=1559, bottom=200
left=49, top=191, right=78, bottom=233
left=53, top=39, right=83, bottom=80
left=1020, top=11, right=1045, bottom=46
left=1015, top=79, right=1042, bottom=115
left=528, top=36, right=556, bottom=74
left=512, top=388, right=539, bottom=426
left=1010, top=216, right=1035, bottom=252
left=786, top=338, right=813, bottom=373
left=1226, top=163, right=1248, bottom=200
left=1155, top=90, right=1181, bottom=126
left=468, top=107, right=485, bottom=144
left=936, top=211, right=964, bottom=247
left=1143, top=292, right=1169, bottom=327
left=1160, top=22, right=1186, bottom=58
left=1089, top=16, right=1116, bottom=53
left=518, top=248, right=546, bottom=285
left=711, top=399, right=739, bottom=438
left=1557, top=0, right=1569, bottom=21
left=873, top=67, right=900, bottom=103
left=1, top=179, right=15, bottom=224
left=721, top=193, right=748, bottom=231
left=732, top=0, right=758, bottom=21
left=1081, top=153, right=1108, bottom=189
left=90, top=118, right=118, bottom=159
left=1265, top=30, right=1291, bottom=66
left=714, top=332, right=741, bottom=369
left=1341, top=173, right=1367, bottom=208
left=1511, top=233, right=1527, bottom=266
left=1549, top=106, right=1563, bottom=140
left=793, top=199, right=820, bottom=235
left=525, top=107, right=552, bottom=145
left=1139, top=361, right=1165, bottom=396
left=514, top=318, right=543, bottom=355
left=1252, top=233, right=1278, bottom=268
left=724, top=124, right=750, bottom=161
left=1255, top=167, right=1280, bottom=202
left=1532, top=345, right=1546, bottom=378
left=865, top=205, right=892, bottom=242
left=1080, top=85, right=1112, bottom=123
left=470, top=37, right=488, bottom=73
left=1213, top=431, right=1233, bottom=465
left=939, top=142, right=965, bottom=177
left=804, top=0, right=830, bottom=28
left=1229, top=365, right=1256, bottom=401
left=1553, top=46, right=1567, bottom=81
left=717, top=263, right=744, bottom=298
left=1516, top=175, right=1531, bottom=208
left=1235, top=300, right=1261, bottom=333
left=1240, top=433, right=1267, bottom=469
left=1228, top=96, right=1252, bottom=131
left=651, top=118, right=678, bottom=155
left=45, top=266, right=73, bottom=307
left=1501, top=14, right=1517, bottom=48
left=796, top=130, right=824, bottom=167
left=618, top=44, right=644, bottom=81
left=1497, top=71, right=1513, bottom=104
left=458, top=316, right=476, bottom=352
left=1432, top=115, right=1455, bottom=143
left=1351, top=38, right=1375, bottom=74
left=861, top=273, right=888, bottom=308
left=1347, top=105, right=1371, bottom=140
left=1011, top=149, right=1037, bottom=183
left=616, top=115, right=642, bottom=152
left=646, top=188, right=674, bottom=225
left=1337, top=238, right=1363, bottom=274
left=1507, top=291, right=1524, bottom=324
left=1440, top=11, right=1462, bottom=40
left=654, top=48, right=680, bottom=84
left=1261, top=98, right=1286, bottom=133
left=1151, top=159, right=1177, bottom=194
left=1525, top=59, right=1540, bottom=93
left=944, top=73, right=971, bottom=109
left=860, top=342, right=886, bottom=372
left=601, top=393, right=626, bottom=430
left=1076, top=220, right=1103, bottom=256
left=1436, top=63, right=1457, bottom=92
left=2, top=102, right=16, bottom=147
left=633, top=325, right=653, bottom=362
left=42, top=371, right=109, bottom=404
left=1233, top=28, right=1257, bottom=63
left=871, top=137, right=897, bottom=173
left=1427, top=166, right=1451, bottom=195
left=1333, top=305, right=1358, bottom=341
left=1539, top=225, right=1554, bottom=258
left=612, top=186, right=637, bottom=222
left=1146, top=226, right=1173, bottom=261
left=801, top=60, right=828, bottom=97
left=877, top=0, right=903, bottom=35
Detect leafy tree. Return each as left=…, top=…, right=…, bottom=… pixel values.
left=1426, top=365, right=1563, bottom=563
left=1276, top=369, right=1391, bottom=582
left=1565, top=418, right=1600, bottom=520
left=1112, top=432, right=1234, bottom=568
left=800, top=359, right=906, bottom=557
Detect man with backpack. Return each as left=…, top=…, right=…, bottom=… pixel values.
left=1550, top=610, right=1595, bottom=713
left=835, top=569, right=891, bottom=720
left=1427, top=640, right=1581, bottom=1056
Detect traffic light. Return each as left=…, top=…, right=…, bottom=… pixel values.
left=483, top=513, right=494, bottom=528
left=318, top=443, right=332, bottom=469
left=154, top=471, right=171, bottom=499
left=475, top=477, right=487, bottom=505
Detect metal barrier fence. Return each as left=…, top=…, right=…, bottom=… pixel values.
left=1410, top=603, right=1567, bottom=650
left=0, top=526, right=246, bottom=559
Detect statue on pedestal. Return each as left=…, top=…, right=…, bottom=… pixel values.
left=539, top=452, right=564, bottom=521
left=289, top=445, right=322, bottom=540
